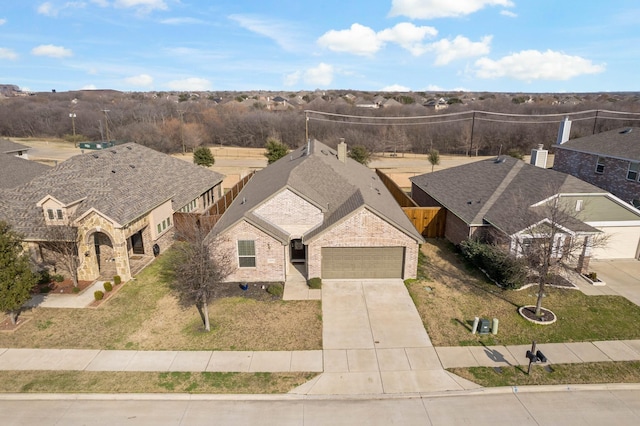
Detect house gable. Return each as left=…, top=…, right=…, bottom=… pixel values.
left=253, top=188, right=323, bottom=237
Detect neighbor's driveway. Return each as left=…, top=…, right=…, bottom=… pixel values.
left=587, top=260, right=640, bottom=307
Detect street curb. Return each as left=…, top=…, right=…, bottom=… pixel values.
left=1, top=383, right=640, bottom=401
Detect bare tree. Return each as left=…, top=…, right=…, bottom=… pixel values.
left=40, top=223, right=81, bottom=288
left=510, top=194, right=608, bottom=317
left=165, top=218, right=234, bottom=332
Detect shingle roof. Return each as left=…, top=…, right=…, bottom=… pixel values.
left=410, top=156, right=606, bottom=235
left=0, top=139, right=30, bottom=154
left=0, top=143, right=224, bottom=239
left=211, top=139, right=423, bottom=243
left=0, top=155, right=51, bottom=189
left=555, top=127, right=640, bottom=161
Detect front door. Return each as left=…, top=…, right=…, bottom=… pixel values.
left=131, top=231, right=145, bottom=255
left=290, top=239, right=306, bottom=263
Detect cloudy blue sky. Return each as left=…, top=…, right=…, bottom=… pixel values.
left=1, top=0, right=638, bottom=93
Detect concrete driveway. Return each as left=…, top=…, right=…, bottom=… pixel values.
left=587, top=260, right=640, bottom=306
left=296, top=279, right=479, bottom=395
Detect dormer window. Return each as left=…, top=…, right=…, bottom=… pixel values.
left=47, top=209, right=54, bottom=220
left=56, top=209, right=63, bottom=220
left=595, top=156, right=605, bottom=174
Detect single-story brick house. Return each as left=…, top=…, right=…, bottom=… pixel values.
left=208, top=139, right=424, bottom=282
left=0, top=143, right=224, bottom=282
left=553, top=126, right=640, bottom=206
left=410, top=156, right=640, bottom=267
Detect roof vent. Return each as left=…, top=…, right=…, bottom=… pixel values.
left=126, top=146, right=132, bottom=150
left=620, top=128, right=633, bottom=134
left=92, top=154, right=99, bottom=158
left=111, top=170, right=116, bottom=173
left=494, top=156, right=506, bottom=164
left=321, top=150, right=328, bottom=155
left=129, top=164, right=135, bottom=169
left=110, top=150, right=117, bottom=154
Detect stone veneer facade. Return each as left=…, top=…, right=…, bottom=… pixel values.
left=554, top=149, right=640, bottom=203
left=306, top=208, right=419, bottom=280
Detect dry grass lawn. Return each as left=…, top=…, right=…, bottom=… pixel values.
left=409, top=240, right=640, bottom=347
left=0, top=254, right=322, bottom=351
left=0, top=371, right=316, bottom=394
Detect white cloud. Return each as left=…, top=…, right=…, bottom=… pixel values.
left=37, top=2, right=57, bottom=16
left=426, top=84, right=444, bottom=91
left=500, top=10, right=517, bottom=18
left=318, top=23, right=382, bottom=56
left=473, top=50, right=606, bottom=81
left=166, top=77, right=212, bottom=91
left=81, top=84, right=97, bottom=90
left=429, top=35, right=492, bottom=65
left=0, top=48, right=18, bottom=60
left=283, top=71, right=301, bottom=87
left=378, top=23, right=438, bottom=56
left=125, top=74, right=153, bottom=87
left=91, top=0, right=109, bottom=6
left=31, top=44, right=73, bottom=58
left=160, top=17, right=205, bottom=25
left=381, top=84, right=411, bottom=92
left=114, top=0, right=167, bottom=13
left=0, top=18, right=7, bottom=25
left=304, top=63, right=334, bottom=86
left=229, top=15, right=300, bottom=51
left=389, top=0, right=514, bottom=19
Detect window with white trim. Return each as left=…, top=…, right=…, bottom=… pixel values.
left=47, top=209, right=54, bottom=220
left=56, top=209, right=63, bottom=220
left=627, top=162, right=640, bottom=181
left=595, top=156, right=605, bottom=174
left=237, top=240, right=256, bottom=267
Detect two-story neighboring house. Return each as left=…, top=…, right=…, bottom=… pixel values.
left=0, top=143, right=224, bottom=282
left=553, top=127, right=640, bottom=206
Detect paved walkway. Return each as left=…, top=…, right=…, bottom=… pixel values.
left=4, top=271, right=640, bottom=396
left=24, top=281, right=106, bottom=309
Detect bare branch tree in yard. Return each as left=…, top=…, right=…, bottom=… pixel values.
left=166, top=217, right=234, bottom=332
left=40, top=222, right=81, bottom=288
left=510, top=194, right=608, bottom=318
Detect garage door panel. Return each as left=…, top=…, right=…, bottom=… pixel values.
left=591, top=227, right=640, bottom=259
left=321, top=247, right=405, bottom=279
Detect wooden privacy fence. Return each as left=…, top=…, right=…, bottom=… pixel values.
left=375, top=169, right=417, bottom=208
left=403, top=207, right=446, bottom=238
left=174, top=171, right=255, bottom=237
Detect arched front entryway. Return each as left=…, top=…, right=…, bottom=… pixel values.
left=94, top=231, right=116, bottom=279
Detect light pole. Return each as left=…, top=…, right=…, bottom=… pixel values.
left=69, top=113, right=76, bottom=137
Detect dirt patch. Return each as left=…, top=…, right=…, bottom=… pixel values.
left=0, top=316, right=31, bottom=332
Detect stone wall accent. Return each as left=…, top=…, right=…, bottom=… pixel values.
left=306, top=208, right=420, bottom=279
left=76, top=211, right=131, bottom=282
left=213, top=220, right=286, bottom=283
left=554, top=149, right=640, bottom=203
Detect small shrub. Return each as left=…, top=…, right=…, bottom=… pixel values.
left=459, top=239, right=527, bottom=289
left=307, top=277, right=322, bottom=289
left=72, top=286, right=80, bottom=294
left=113, top=275, right=122, bottom=285
left=37, top=270, right=51, bottom=285
left=53, top=274, right=64, bottom=283
left=267, top=284, right=284, bottom=297
left=40, top=286, right=51, bottom=294
left=94, top=290, right=104, bottom=301
left=103, top=281, right=113, bottom=292
left=587, top=272, right=598, bottom=281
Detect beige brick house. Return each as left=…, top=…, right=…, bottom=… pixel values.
left=0, top=143, right=224, bottom=282
left=208, top=139, right=424, bottom=282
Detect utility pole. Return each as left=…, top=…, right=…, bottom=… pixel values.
left=178, top=109, right=185, bottom=154
left=305, top=111, right=309, bottom=142
left=101, top=109, right=111, bottom=142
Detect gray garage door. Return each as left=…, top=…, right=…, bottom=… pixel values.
left=321, top=247, right=405, bottom=279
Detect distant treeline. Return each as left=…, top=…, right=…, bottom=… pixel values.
left=1, top=90, right=639, bottom=156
